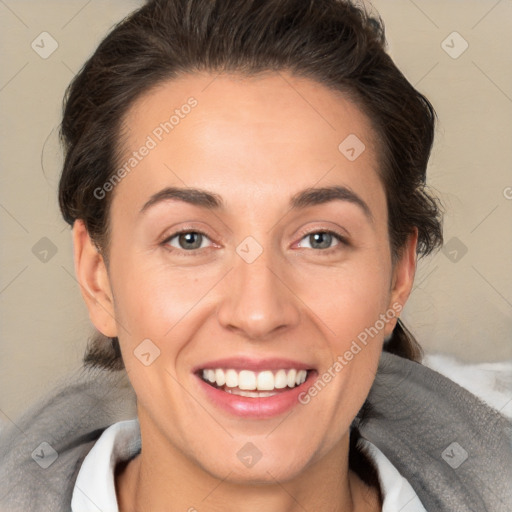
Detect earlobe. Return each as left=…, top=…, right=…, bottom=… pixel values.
left=72, top=220, right=118, bottom=338
left=384, top=229, right=418, bottom=337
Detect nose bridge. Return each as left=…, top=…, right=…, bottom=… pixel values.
left=216, top=237, right=300, bottom=339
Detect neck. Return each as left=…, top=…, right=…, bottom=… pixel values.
left=115, top=415, right=380, bottom=512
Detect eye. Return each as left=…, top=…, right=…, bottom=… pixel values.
left=162, top=230, right=213, bottom=252
left=296, top=230, right=347, bottom=252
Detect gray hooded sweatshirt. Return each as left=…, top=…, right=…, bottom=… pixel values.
left=0, top=351, right=511, bottom=511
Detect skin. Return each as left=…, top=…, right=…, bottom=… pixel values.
left=73, top=71, right=417, bottom=512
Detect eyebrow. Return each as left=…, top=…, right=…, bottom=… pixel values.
left=140, top=185, right=373, bottom=222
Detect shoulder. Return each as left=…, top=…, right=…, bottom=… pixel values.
left=358, top=351, right=512, bottom=512
left=0, top=367, right=136, bottom=512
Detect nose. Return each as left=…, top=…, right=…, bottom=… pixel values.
left=216, top=244, right=301, bottom=341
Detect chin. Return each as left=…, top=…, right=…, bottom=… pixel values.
left=195, top=444, right=316, bottom=485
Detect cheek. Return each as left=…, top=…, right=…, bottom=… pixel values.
left=110, top=234, right=393, bottom=355
left=295, top=254, right=392, bottom=345
left=291, top=250, right=392, bottom=411
left=109, top=250, right=223, bottom=344
left=294, top=263, right=390, bottom=436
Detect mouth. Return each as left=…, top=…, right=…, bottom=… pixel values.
left=198, top=368, right=310, bottom=397
left=193, top=359, right=317, bottom=418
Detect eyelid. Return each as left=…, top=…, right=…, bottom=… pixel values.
left=160, top=226, right=217, bottom=254
left=161, top=227, right=212, bottom=244
left=160, top=225, right=350, bottom=255
left=294, top=226, right=350, bottom=246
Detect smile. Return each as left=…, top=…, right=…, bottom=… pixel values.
left=194, top=358, right=317, bottom=418
left=201, top=368, right=309, bottom=397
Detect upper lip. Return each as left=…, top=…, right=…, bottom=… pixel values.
left=192, top=357, right=314, bottom=373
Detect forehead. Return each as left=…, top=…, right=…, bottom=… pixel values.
left=124, top=71, right=378, bottom=152
left=114, top=71, right=384, bottom=215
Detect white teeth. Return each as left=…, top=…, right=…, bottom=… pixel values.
left=201, top=368, right=308, bottom=391
left=205, top=369, right=215, bottom=383
left=225, top=369, right=238, bottom=388
left=226, top=389, right=278, bottom=398
left=274, top=369, right=288, bottom=389
left=287, top=369, right=297, bottom=388
left=215, top=369, right=226, bottom=386
left=257, top=371, right=275, bottom=391
left=238, top=370, right=256, bottom=390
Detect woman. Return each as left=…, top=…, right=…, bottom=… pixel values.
left=0, top=0, right=510, bottom=510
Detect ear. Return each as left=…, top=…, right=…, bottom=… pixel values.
left=383, top=228, right=418, bottom=337
left=72, top=219, right=118, bottom=338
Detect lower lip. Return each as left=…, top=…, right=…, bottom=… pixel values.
left=195, top=373, right=316, bottom=418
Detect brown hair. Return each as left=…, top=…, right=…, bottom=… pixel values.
left=58, top=0, right=443, bottom=493
left=59, top=0, right=442, bottom=372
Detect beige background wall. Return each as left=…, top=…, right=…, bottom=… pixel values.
left=1, top=0, right=511, bottom=423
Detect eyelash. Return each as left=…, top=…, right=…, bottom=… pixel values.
left=295, top=228, right=349, bottom=254
left=161, top=228, right=349, bottom=256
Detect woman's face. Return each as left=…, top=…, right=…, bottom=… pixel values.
left=76, top=71, right=416, bottom=483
